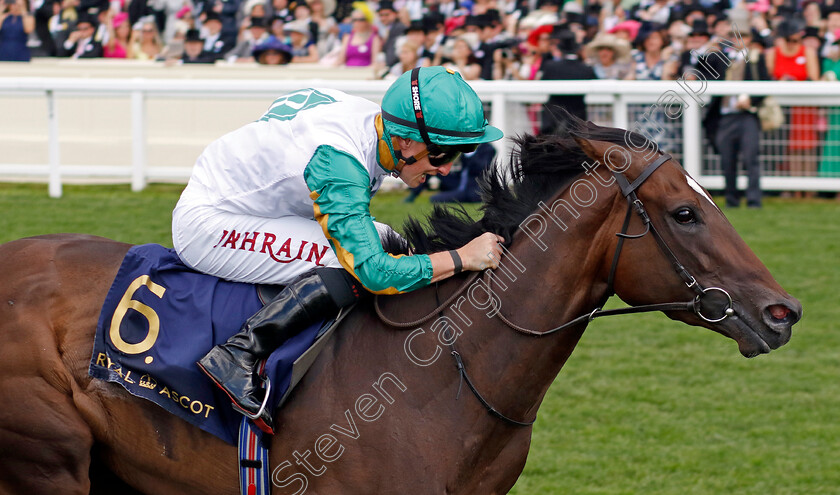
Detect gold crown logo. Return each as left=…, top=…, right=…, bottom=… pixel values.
left=139, top=374, right=157, bottom=390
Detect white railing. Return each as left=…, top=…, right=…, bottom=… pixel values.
left=1, top=77, right=840, bottom=197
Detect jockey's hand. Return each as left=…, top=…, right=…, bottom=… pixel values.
left=458, top=232, right=505, bottom=271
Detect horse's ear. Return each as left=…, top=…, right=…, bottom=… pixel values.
left=572, top=135, right=610, bottom=163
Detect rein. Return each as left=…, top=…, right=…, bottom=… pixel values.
left=374, top=152, right=736, bottom=427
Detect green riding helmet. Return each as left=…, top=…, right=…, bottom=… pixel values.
left=380, top=66, right=504, bottom=149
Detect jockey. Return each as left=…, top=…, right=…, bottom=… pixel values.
left=173, top=66, right=505, bottom=434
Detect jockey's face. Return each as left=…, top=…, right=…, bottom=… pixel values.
left=396, top=137, right=453, bottom=188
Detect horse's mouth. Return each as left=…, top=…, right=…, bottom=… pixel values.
left=717, top=305, right=792, bottom=358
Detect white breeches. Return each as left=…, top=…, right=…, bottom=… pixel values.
left=172, top=200, right=355, bottom=285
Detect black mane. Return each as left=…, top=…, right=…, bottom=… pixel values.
left=389, top=111, right=658, bottom=255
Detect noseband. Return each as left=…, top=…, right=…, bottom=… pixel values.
left=374, top=152, right=737, bottom=426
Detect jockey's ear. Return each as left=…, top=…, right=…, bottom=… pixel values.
left=395, top=136, right=415, bottom=151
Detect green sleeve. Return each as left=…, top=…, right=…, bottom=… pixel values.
left=303, top=145, right=434, bottom=295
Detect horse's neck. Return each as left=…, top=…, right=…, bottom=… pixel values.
left=450, top=193, right=619, bottom=424
left=267, top=195, right=621, bottom=492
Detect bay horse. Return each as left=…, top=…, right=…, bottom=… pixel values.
left=0, top=116, right=800, bottom=495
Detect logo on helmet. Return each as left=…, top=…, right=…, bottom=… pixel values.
left=411, top=82, right=421, bottom=112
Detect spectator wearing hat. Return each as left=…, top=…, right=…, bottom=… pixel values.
left=475, top=10, right=515, bottom=80
left=268, top=14, right=284, bottom=39
left=539, top=24, right=596, bottom=130
left=461, top=14, right=483, bottom=35
left=606, top=19, right=641, bottom=42
left=585, top=33, right=632, bottom=79
left=709, top=15, right=733, bottom=43
left=377, top=0, right=405, bottom=67
left=237, top=0, right=267, bottom=40
left=421, top=13, right=446, bottom=64
left=203, top=0, right=241, bottom=48
left=518, top=0, right=560, bottom=32
left=821, top=6, right=840, bottom=60
left=200, top=11, right=230, bottom=60
left=163, top=7, right=195, bottom=48
left=252, top=33, right=291, bottom=63
left=129, top=16, right=163, bottom=60
left=284, top=18, right=317, bottom=61
left=676, top=18, right=714, bottom=80
left=802, top=25, right=823, bottom=66
left=49, top=0, right=81, bottom=56
left=62, top=12, right=103, bottom=57
left=703, top=28, right=771, bottom=208
left=627, top=24, right=678, bottom=150
left=175, top=5, right=195, bottom=27
left=515, top=23, right=551, bottom=80
left=291, top=1, right=312, bottom=23
left=177, top=28, right=216, bottom=63
left=399, top=18, right=427, bottom=59
left=226, top=15, right=269, bottom=62
left=561, top=2, right=586, bottom=33
left=335, top=6, right=380, bottom=67
left=626, top=25, right=677, bottom=80
left=767, top=17, right=820, bottom=198
left=307, top=0, right=338, bottom=57
left=241, top=0, right=267, bottom=19
left=103, top=10, right=130, bottom=58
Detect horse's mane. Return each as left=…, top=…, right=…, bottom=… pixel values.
left=384, top=110, right=658, bottom=255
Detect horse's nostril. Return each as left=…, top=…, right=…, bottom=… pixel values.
left=764, top=302, right=801, bottom=328
left=769, top=304, right=791, bottom=321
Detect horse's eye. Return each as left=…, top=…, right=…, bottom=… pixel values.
left=673, top=207, right=696, bottom=224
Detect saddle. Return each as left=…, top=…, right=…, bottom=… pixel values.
left=89, top=244, right=346, bottom=444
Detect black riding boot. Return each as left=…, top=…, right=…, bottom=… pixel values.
left=197, top=268, right=363, bottom=434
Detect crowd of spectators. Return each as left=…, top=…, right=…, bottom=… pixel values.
left=2, top=0, right=839, bottom=78
left=3, top=0, right=840, bottom=201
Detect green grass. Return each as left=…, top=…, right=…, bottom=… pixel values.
left=1, top=183, right=838, bottom=494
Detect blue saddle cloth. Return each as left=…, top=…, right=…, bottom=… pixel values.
left=88, top=244, right=323, bottom=445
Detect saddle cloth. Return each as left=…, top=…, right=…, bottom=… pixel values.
left=88, top=244, right=334, bottom=445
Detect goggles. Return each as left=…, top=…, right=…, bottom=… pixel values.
left=426, top=143, right=479, bottom=166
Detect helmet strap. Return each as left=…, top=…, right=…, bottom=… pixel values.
left=393, top=148, right=430, bottom=176
left=409, top=67, right=443, bottom=157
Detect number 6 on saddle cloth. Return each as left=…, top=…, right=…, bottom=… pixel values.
left=89, top=243, right=343, bottom=445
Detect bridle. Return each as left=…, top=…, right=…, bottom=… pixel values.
left=375, top=152, right=736, bottom=426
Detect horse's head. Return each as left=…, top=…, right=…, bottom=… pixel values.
left=574, top=134, right=801, bottom=358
